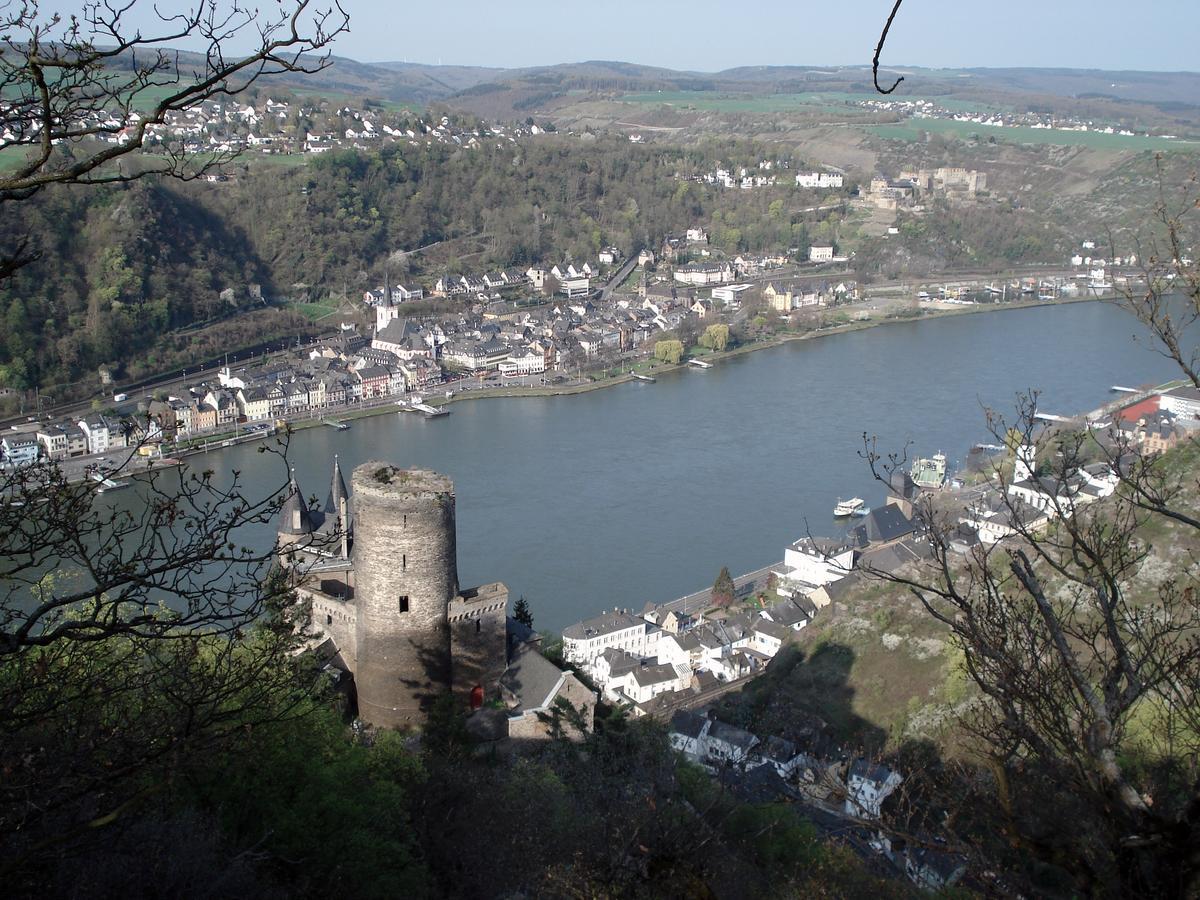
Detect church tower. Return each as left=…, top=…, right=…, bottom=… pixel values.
left=351, top=462, right=458, bottom=727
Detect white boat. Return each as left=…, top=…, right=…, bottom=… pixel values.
left=833, top=497, right=864, bottom=517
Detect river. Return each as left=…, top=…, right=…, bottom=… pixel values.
left=137, top=301, right=1185, bottom=631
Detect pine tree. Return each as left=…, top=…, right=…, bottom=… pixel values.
left=513, top=595, right=534, bottom=628
left=712, top=566, right=736, bottom=608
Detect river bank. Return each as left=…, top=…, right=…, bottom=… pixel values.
left=293, top=294, right=1113, bottom=422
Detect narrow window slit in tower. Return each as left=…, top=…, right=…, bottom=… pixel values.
left=398, top=595, right=409, bottom=613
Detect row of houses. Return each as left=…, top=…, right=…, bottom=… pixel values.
left=2, top=413, right=131, bottom=467
left=667, top=709, right=967, bottom=891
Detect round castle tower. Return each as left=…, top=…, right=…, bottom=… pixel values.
left=351, top=462, right=458, bottom=727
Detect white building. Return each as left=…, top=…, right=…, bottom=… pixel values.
left=809, top=246, right=835, bottom=263
left=498, top=348, right=546, bottom=377
left=607, top=661, right=691, bottom=704
left=845, top=759, right=903, bottom=819
left=795, top=172, right=844, bottom=189
left=1159, top=386, right=1200, bottom=419
left=562, top=610, right=658, bottom=669
left=773, top=537, right=855, bottom=598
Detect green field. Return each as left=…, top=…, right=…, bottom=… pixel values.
left=871, top=117, right=1200, bottom=151
left=291, top=301, right=338, bottom=321
left=619, top=90, right=1007, bottom=116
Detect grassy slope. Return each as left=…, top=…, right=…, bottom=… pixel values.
left=722, top=439, right=1200, bottom=759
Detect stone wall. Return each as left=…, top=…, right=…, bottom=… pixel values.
left=305, top=588, right=358, bottom=669
left=352, top=463, right=458, bottom=727
left=507, top=672, right=597, bottom=741
left=449, top=581, right=508, bottom=700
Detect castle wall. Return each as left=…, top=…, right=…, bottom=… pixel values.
left=448, top=581, right=509, bottom=700
left=305, top=588, right=358, bottom=668
left=352, top=463, right=458, bottom=727
left=507, top=672, right=597, bottom=741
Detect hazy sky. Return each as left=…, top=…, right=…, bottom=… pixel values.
left=60, top=1, right=1200, bottom=73
left=343, top=0, right=1197, bottom=72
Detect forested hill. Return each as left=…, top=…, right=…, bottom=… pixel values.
left=0, top=135, right=827, bottom=397
left=0, top=130, right=1067, bottom=400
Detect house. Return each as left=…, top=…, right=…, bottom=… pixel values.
left=500, top=638, right=597, bottom=741
left=562, top=609, right=658, bottom=669
left=809, top=246, right=834, bottom=263
left=685, top=227, right=709, bottom=244
left=761, top=595, right=817, bottom=629
left=795, top=172, right=844, bottom=189
left=498, top=347, right=546, bottom=377
left=668, top=709, right=709, bottom=758
left=637, top=248, right=656, bottom=267
left=1157, top=385, right=1200, bottom=420
left=668, top=712, right=759, bottom=769
left=849, top=505, right=920, bottom=548
left=752, top=735, right=802, bottom=779
left=749, top=619, right=790, bottom=657
left=78, top=414, right=114, bottom=455
left=609, top=661, right=692, bottom=705
left=598, top=247, right=621, bottom=265
left=763, top=282, right=794, bottom=312
left=35, top=424, right=69, bottom=460
left=703, top=719, right=760, bottom=768
left=774, top=537, right=856, bottom=598
left=845, top=759, right=903, bottom=819
left=355, top=365, right=393, bottom=398
left=591, top=647, right=642, bottom=692
left=2, top=434, right=40, bottom=468
left=237, top=387, right=272, bottom=421
left=905, top=847, right=967, bottom=891
left=673, top=263, right=733, bottom=286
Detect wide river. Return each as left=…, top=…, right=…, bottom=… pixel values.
left=159, top=301, right=1184, bottom=631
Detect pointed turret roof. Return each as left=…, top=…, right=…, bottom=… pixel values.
left=278, top=469, right=315, bottom=535
left=325, top=454, right=350, bottom=515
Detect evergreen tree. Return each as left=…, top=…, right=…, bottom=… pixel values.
left=513, top=595, right=534, bottom=628
left=712, top=566, right=736, bottom=608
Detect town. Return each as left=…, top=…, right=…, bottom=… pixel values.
left=550, top=377, right=1200, bottom=892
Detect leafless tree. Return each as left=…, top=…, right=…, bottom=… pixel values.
left=859, top=186, right=1200, bottom=893
left=0, top=438, right=330, bottom=880
left=0, top=0, right=349, bottom=276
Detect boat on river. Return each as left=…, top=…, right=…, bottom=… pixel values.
left=833, top=497, right=864, bottom=517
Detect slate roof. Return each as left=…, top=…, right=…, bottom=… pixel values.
left=753, top=620, right=790, bottom=642
left=563, top=610, right=643, bottom=641
left=851, top=504, right=919, bottom=547
left=500, top=641, right=566, bottom=713
left=279, top=470, right=320, bottom=535
left=849, top=758, right=896, bottom=784
left=324, top=455, right=350, bottom=515
left=706, top=720, right=759, bottom=753
left=631, top=663, right=682, bottom=688
left=668, top=709, right=708, bottom=741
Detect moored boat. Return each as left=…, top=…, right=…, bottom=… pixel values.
left=833, top=497, right=864, bottom=517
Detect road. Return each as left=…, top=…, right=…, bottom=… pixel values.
left=598, top=254, right=640, bottom=303
left=656, top=561, right=783, bottom=618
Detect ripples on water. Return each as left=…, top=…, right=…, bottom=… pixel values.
left=105, top=301, right=1185, bottom=630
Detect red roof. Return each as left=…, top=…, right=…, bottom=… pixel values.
left=1114, top=396, right=1159, bottom=423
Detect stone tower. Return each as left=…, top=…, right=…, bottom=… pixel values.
left=351, top=462, right=458, bottom=727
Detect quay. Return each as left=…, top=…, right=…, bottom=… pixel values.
left=403, top=402, right=450, bottom=418
left=630, top=372, right=656, bottom=383
left=89, top=472, right=129, bottom=492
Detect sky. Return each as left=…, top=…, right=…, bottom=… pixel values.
left=56, top=1, right=1200, bottom=73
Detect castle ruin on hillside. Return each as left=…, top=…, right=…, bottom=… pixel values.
left=278, top=458, right=594, bottom=735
